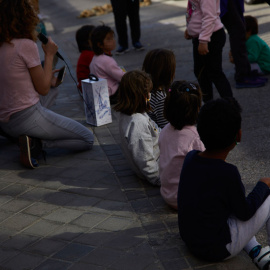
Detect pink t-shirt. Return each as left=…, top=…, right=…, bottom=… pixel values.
left=90, top=54, right=125, bottom=96
left=159, top=124, right=205, bottom=209
left=0, top=39, right=40, bottom=122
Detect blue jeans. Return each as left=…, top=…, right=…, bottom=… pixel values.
left=192, top=28, right=233, bottom=102
left=0, top=90, right=94, bottom=151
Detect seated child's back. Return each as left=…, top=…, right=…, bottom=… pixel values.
left=114, top=70, right=160, bottom=186
left=159, top=81, right=205, bottom=209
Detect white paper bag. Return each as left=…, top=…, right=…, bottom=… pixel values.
left=81, top=77, right=112, bottom=126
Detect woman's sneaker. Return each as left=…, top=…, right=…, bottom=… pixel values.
left=19, top=135, right=41, bottom=169
left=253, top=246, right=270, bottom=270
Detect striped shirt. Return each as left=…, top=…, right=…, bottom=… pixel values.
left=148, top=90, right=168, bottom=129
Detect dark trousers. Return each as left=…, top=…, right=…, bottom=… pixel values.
left=110, top=0, right=141, bottom=48
left=221, top=0, right=251, bottom=82
left=192, top=28, right=233, bottom=102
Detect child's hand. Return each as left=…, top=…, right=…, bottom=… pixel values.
left=198, top=43, right=209, bottom=55
left=184, top=29, right=192, bottom=40
left=260, top=178, right=270, bottom=188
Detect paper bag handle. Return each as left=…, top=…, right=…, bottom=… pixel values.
left=89, top=74, right=99, bottom=81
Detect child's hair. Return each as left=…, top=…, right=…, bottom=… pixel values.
left=0, top=0, right=39, bottom=46
left=164, top=81, right=202, bottom=130
left=197, top=97, right=242, bottom=151
left=245, top=15, right=258, bottom=35
left=76, top=25, right=95, bottom=53
left=142, top=48, right=176, bottom=93
left=91, top=25, right=114, bottom=55
left=114, top=70, right=153, bottom=115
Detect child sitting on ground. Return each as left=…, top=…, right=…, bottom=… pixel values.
left=114, top=70, right=160, bottom=186
left=178, top=97, right=270, bottom=269
left=245, top=15, right=270, bottom=75
left=90, top=25, right=125, bottom=104
left=142, top=48, right=176, bottom=128
left=159, top=81, right=205, bottom=210
left=76, top=25, right=95, bottom=92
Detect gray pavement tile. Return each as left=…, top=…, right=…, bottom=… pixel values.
left=104, top=232, right=145, bottom=251
left=43, top=207, right=84, bottom=223
left=130, top=198, right=155, bottom=214
left=71, top=212, right=109, bottom=228
left=95, top=216, right=135, bottom=232
left=125, top=190, right=148, bottom=201
left=74, top=229, right=118, bottom=247
left=19, top=187, right=56, bottom=202
left=162, top=258, right=190, bottom=270
left=80, top=247, right=122, bottom=266
left=0, top=198, right=34, bottom=213
left=22, top=201, right=59, bottom=217
left=0, top=183, right=32, bottom=197
left=0, top=213, right=39, bottom=231
left=48, top=224, right=88, bottom=241
left=61, top=195, right=101, bottom=210
left=0, top=211, right=13, bottom=223
left=23, top=219, right=63, bottom=237
left=1, top=233, right=40, bottom=250
left=2, top=251, right=45, bottom=270
left=0, top=247, right=19, bottom=264
left=52, top=242, right=94, bottom=262
left=42, top=191, right=78, bottom=206
left=34, top=259, right=71, bottom=270
left=109, top=253, right=156, bottom=270
left=116, top=170, right=136, bottom=177
left=25, top=238, right=68, bottom=257
left=69, top=262, right=106, bottom=270
left=0, top=228, right=18, bottom=244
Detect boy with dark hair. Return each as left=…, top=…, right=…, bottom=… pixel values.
left=178, top=98, right=270, bottom=269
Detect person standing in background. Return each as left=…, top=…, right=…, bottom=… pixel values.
left=110, top=0, right=144, bottom=55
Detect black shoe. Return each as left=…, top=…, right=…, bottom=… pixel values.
left=115, top=46, right=129, bottom=55
left=133, top=42, right=144, bottom=51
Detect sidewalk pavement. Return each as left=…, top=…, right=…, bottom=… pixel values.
left=0, top=0, right=270, bottom=269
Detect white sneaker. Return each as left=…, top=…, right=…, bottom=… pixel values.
left=254, top=246, right=270, bottom=270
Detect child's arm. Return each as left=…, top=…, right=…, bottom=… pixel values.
left=106, top=57, right=125, bottom=83
left=128, top=120, right=160, bottom=186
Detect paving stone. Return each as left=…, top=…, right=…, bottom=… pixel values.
left=110, top=253, right=156, bottom=270
left=0, top=184, right=32, bottom=197
left=71, top=212, right=109, bottom=228
left=0, top=198, right=34, bottom=213
left=74, top=229, right=117, bottom=247
left=52, top=242, right=94, bottom=262
left=23, top=219, right=63, bottom=236
left=43, top=207, right=84, bottom=223
left=49, top=224, right=88, bottom=241
left=0, top=247, right=19, bottom=264
left=22, top=202, right=59, bottom=217
left=2, top=251, right=45, bottom=270
left=34, top=259, right=71, bottom=270
left=25, top=238, right=68, bottom=256
left=0, top=213, right=39, bottom=231
left=1, top=233, right=40, bottom=250
left=95, top=216, right=135, bottom=232
left=80, top=247, right=122, bottom=266
left=68, top=262, right=106, bottom=270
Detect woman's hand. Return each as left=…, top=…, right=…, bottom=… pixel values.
left=41, top=37, right=58, bottom=57
left=198, top=42, right=209, bottom=55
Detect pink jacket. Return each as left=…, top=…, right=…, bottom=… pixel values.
left=186, top=0, right=224, bottom=42
left=90, top=54, right=125, bottom=96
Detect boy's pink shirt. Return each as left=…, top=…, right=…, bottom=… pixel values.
left=159, top=124, right=205, bottom=209
left=0, top=39, right=40, bottom=122
left=186, top=0, right=224, bottom=42
left=90, top=54, right=125, bottom=96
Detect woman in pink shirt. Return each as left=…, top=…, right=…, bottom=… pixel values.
left=0, top=0, right=94, bottom=168
left=185, top=0, right=233, bottom=103
left=159, top=81, right=205, bottom=209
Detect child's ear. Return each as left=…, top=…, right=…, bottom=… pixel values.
left=236, top=129, right=242, bottom=143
